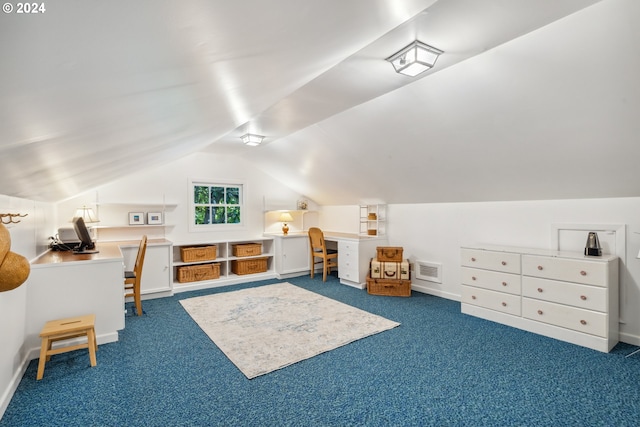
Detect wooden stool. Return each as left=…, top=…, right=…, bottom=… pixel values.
left=37, top=314, right=97, bottom=380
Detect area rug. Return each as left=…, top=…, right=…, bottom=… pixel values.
left=179, top=282, right=400, bottom=379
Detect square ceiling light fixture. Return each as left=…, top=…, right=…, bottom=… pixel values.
left=240, top=133, right=264, bottom=146
left=386, top=40, right=443, bottom=77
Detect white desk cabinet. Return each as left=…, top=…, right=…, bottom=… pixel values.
left=121, top=240, right=172, bottom=296
left=273, top=235, right=310, bottom=278
left=270, top=232, right=387, bottom=289
left=330, top=233, right=387, bottom=289
left=461, top=245, right=619, bottom=352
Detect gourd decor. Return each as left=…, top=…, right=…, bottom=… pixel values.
left=0, top=222, right=30, bottom=292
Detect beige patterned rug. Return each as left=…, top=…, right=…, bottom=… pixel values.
left=180, top=282, right=400, bottom=379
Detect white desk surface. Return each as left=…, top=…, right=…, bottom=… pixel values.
left=266, top=231, right=384, bottom=241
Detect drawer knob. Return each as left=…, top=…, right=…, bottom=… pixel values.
left=537, top=310, right=543, bottom=315
left=502, top=282, right=507, bottom=286
left=471, top=257, right=476, bottom=262
left=537, top=288, right=543, bottom=293
left=580, top=320, right=587, bottom=325
left=501, top=261, right=507, bottom=266
left=502, top=302, right=507, bottom=307
left=472, top=276, right=477, bottom=281
left=580, top=270, right=587, bottom=276
left=580, top=295, right=587, bottom=301
left=537, top=265, right=543, bottom=270
left=471, top=295, right=477, bottom=300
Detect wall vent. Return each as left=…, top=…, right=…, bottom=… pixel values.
left=415, top=260, right=442, bottom=283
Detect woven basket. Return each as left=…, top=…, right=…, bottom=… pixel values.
left=231, top=257, right=268, bottom=275
left=176, top=263, right=220, bottom=283
left=232, top=243, right=262, bottom=257
left=180, top=245, right=217, bottom=262
left=366, top=276, right=411, bottom=297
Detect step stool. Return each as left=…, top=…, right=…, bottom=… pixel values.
left=37, top=314, right=97, bottom=380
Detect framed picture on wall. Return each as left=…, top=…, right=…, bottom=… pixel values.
left=147, top=212, right=163, bottom=225
left=128, top=212, right=145, bottom=225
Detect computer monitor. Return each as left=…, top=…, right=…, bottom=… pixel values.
left=72, top=216, right=99, bottom=254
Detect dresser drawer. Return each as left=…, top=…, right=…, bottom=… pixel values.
left=522, top=276, right=607, bottom=312
left=522, top=298, right=607, bottom=337
left=461, top=267, right=521, bottom=295
left=461, top=248, right=520, bottom=274
left=461, top=285, right=521, bottom=316
left=522, top=255, right=608, bottom=286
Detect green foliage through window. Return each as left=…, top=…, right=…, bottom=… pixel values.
left=193, top=183, right=242, bottom=226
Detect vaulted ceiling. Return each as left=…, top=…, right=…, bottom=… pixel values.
left=2, top=0, right=638, bottom=205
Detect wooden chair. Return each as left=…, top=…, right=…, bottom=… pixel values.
left=124, top=235, right=147, bottom=316
left=37, top=314, right=97, bottom=380
left=308, top=227, right=338, bottom=282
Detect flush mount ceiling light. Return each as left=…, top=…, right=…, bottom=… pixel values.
left=386, top=40, right=443, bottom=77
left=240, top=133, right=264, bottom=146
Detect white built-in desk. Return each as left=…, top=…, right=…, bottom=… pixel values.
left=269, top=231, right=387, bottom=289
left=26, top=242, right=125, bottom=357
left=26, top=239, right=171, bottom=359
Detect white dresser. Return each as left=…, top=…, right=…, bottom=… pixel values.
left=461, top=245, right=619, bottom=352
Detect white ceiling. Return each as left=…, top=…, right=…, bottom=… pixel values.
left=2, top=0, right=637, bottom=205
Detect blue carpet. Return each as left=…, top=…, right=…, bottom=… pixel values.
left=2, top=273, right=640, bottom=426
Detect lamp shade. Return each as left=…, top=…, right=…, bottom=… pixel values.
left=279, top=212, right=294, bottom=223
left=386, top=40, right=443, bottom=77
left=74, top=206, right=99, bottom=223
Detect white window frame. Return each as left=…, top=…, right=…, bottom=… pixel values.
left=188, top=179, right=246, bottom=232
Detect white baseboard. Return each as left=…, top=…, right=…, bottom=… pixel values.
left=411, top=283, right=459, bottom=301
left=0, top=351, right=30, bottom=420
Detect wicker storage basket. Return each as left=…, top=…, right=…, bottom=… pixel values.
left=231, top=257, right=268, bottom=275
left=232, top=243, right=262, bottom=257
left=376, top=246, right=403, bottom=262
left=176, top=263, right=220, bottom=283
left=180, top=245, right=217, bottom=262
left=366, top=276, right=411, bottom=297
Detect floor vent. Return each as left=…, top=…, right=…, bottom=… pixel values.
left=415, top=260, right=442, bottom=283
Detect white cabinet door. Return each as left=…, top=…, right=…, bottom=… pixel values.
left=276, top=236, right=309, bottom=276
left=123, top=243, right=172, bottom=294
left=141, top=244, right=172, bottom=294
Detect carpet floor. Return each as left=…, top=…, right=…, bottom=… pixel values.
left=2, top=272, right=640, bottom=426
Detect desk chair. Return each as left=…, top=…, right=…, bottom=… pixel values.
left=125, top=235, right=147, bottom=316
left=308, top=227, right=338, bottom=282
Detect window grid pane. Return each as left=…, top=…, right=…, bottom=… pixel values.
left=192, top=183, right=242, bottom=226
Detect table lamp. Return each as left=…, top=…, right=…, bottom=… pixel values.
left=279, top=212, right=293, bottom=235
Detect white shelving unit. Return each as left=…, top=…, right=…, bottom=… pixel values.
left=359, top=204, right=386, bottom=236
left=172, top=237, right=276, bottom=293
left=92, top=199, right=177, bottom=240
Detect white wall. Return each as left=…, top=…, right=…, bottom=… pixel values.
left=322, top=197, right=640, bottom=346
left=0, top=195, right=54, bottom=418
left=56, top=152, right=310, bottom=243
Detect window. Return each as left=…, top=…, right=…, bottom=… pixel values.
left=191, top=181, right=243, bottom=227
